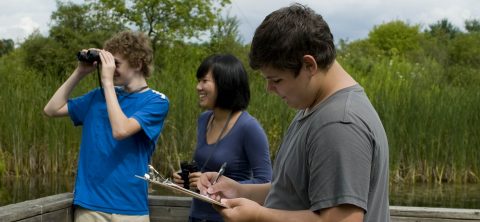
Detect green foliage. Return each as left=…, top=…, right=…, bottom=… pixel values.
left=444, top=32, right=480, bottom=86
left=368, top=20, right=421, bottom=57
left=19, top=31, right=69, bottom=76
left=88, top=0, right=231, bottom=49
left=1, top=2, right=479, bottom=187
left=428, top=18, right=461, bottom=39
left=19, top=1, right=124, bottom=77
left=339, top=52, right=480, bottom=184
left=351, top=18, right=480, bottom=88
left=0, top=39, right=14, bottom=57
left=465, top=19, right=480, bottom=33
left=337, top=39, right=383, bottom=75
left=420, top=19, right=461, bottom=69
left=447, top=32, right=480, bottom=68
left=49, top=1, right=124, bottom=45
left=208, top=15, right=244, bottom=54
left=339, top=18, right=480, bottom=183
left=0, top=51, right=79, bottom=176
left=0, top=149, right=5, bottom=176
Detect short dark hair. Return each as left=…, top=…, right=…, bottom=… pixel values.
left=196, top=54, right=250, bottom=111
left=249, top=3, right=336, bottom=76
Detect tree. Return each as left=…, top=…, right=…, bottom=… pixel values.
left=20, top=1, right=125, bottom=76
left=427, top=18, right=461, bottom=39
left=19, top=31, right=62, bottom=75
left=208, top=15, right=244, bottom=54
left=0, top=39, right=14, bottom=57
left=367, top=20, right=421, bottom=57
left=465, top=19, right=480, bottom=33
left=336, top=38, right=384, bottom=77
left=49, top=1, right=124, bottom=49
left=87, top=0, right=231, bottom=52
left=448, top=32, right=480, bottom=68
left=444, top=31, right=480, bottom=86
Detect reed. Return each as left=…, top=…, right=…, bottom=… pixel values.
left=0, top=44, right=478, bottom=184
left=340, top=53, right=480, bottom=184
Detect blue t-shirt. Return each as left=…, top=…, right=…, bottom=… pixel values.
left=190, top=111, right=272, bottom=221
left=68, top=87, right=169, bottom=215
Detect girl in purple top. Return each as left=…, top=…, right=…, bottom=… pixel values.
left=173, top=54, right=272, bottom=222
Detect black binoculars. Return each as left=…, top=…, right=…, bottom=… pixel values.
left=76, top=50, right=101, bottom=64
left=179, top=161, right=199, bottom=189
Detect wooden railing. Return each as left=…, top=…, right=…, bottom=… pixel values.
left=0, top=193, right=73, bottom=222
left=1, top=193, right=479, bottom=222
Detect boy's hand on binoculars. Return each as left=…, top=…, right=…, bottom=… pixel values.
left=99, top=50, right=116, bottom=85
left=76, top=49, right=97, bottom=76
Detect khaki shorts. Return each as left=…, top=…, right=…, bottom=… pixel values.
left=74, top=206, right=150, bottom=222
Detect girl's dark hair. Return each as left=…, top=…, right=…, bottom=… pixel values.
left=196, top=54, right=250, bottom=111
left=249, top=3, right=336, bottom=76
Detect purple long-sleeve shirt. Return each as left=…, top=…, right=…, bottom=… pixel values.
left=190, top=111, right=272, bottom=221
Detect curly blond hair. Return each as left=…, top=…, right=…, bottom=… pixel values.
left=104, top=31, right=154, bottom=78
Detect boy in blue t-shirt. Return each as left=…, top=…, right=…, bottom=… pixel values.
left=44, top=31, right=169, bottom=221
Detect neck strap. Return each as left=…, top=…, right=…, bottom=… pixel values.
left=126, top=85, right=149, bottom=94
left=201, top=111, right=233, bottom=172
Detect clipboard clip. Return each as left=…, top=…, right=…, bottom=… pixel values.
left=136, top=164, right=174, bottom=185
left=135, top=164, right=228, bottom=208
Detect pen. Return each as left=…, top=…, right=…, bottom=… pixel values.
left=212, top=162, right=227, bottom=185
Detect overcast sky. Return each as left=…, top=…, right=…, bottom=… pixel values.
left=1, top=0, right=479, bottom=44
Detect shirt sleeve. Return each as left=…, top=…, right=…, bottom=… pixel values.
left=239, top=118, right=272, bottom=184
left=307, top=122, right=373, bottom=212
left=67, top=89, right=99, bottom=126
left=132, top=95, right=169, bottom=142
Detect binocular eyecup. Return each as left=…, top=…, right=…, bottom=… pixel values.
left=76, top=50, right=101, bottom=64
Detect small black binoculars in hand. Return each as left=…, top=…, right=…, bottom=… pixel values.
left=77, top=50, right=101, bottom=64
left=179, top=161, right=198, bottom=189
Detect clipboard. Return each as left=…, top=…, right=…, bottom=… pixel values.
left=135, top=174, right=227, bottom=208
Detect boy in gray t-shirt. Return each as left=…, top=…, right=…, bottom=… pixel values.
left=198, top=3, right=390, bottom=222
left=264, top=84, right=389, bottom=221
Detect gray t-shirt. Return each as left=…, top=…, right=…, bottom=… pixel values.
left=264, top=84, right=389, bottom=222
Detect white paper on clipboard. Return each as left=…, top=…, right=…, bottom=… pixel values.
left=135, top=175, right=227, bottom=208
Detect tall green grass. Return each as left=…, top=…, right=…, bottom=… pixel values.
left=0, top=50, right=92, bottom=176
left=0, top=44, right=478, bottom=185
left=341, top=53, right=480, bottom=184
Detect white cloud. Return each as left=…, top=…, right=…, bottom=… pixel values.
left=18, top=17, right=40, bottom=34
left=0, top=0, right=57, bottom=42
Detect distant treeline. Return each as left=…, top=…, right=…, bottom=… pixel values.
left=0, top=1, right=479, bottom=184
